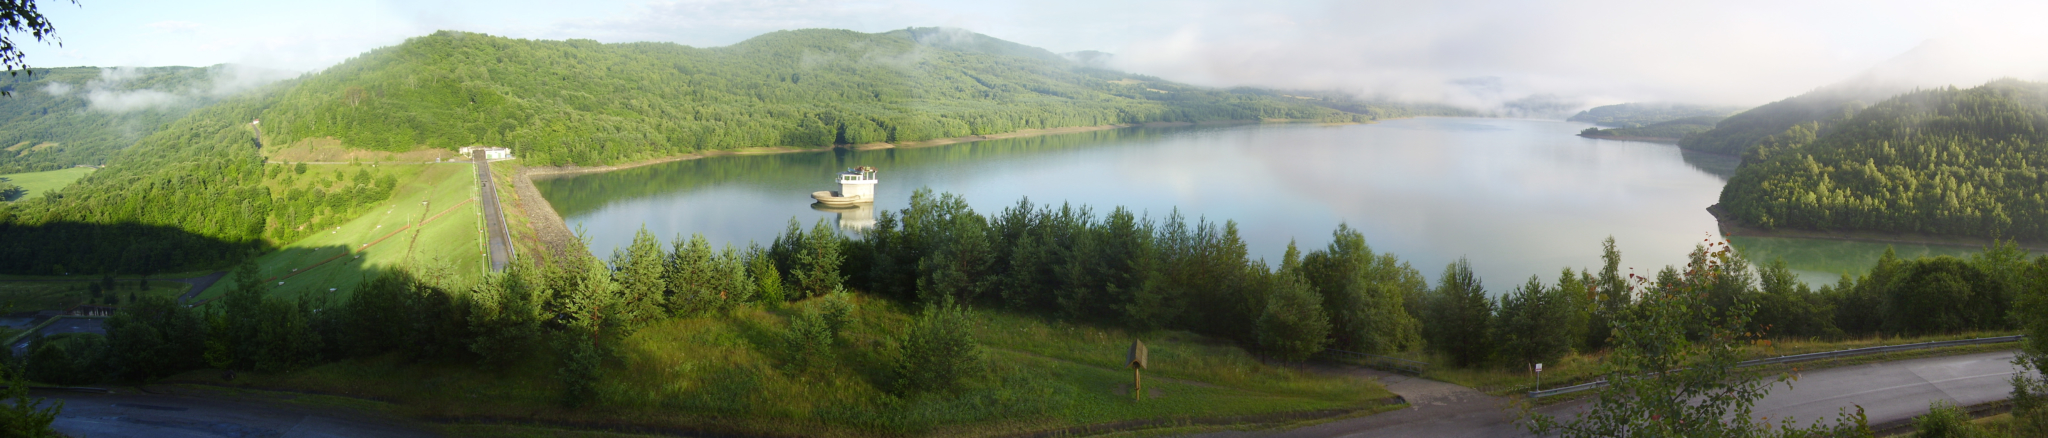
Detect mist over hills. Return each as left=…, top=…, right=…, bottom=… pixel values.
left=0, top=65, right=293, bottom=174
left=1683, top=40, right=2048, bottom=157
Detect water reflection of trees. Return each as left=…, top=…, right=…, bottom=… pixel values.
left=1678, top=148, right=1738, bottom=180
left=535, top=126, right=1180, bottom=217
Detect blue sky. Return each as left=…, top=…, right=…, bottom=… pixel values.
left=19, top=0, right=2048, bottom=107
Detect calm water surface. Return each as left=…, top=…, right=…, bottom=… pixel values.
left=538, top=118, right=1963, bottom=290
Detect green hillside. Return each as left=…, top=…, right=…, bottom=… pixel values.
left=0, top=66, right=256, bottom=174
left=254, top=29, right=1399, bottom=167
left=1679, top=83, right=1907, bottom=156
left=0, top=28, right=1411, bottom=274
left=1567, top=102, right=1740, bottom=128
left=1717, top=79, right=2048, bottom=241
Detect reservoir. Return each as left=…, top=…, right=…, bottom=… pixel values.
left=537, top=117, right=1978, bottom=291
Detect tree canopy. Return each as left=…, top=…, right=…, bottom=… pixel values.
left=1719, top=79, right=2048, bottom=241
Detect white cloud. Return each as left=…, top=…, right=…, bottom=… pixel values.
left=42, top=81, right=72, bottom=96
left=86, top=88, right=183, bottom=112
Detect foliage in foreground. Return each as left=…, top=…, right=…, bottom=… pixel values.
left=0, top=366, right=62, bottom=438
left=1523, top=240, right=1873, bottom=437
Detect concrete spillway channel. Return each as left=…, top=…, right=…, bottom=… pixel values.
left=473, top=151, right=514, bottom=272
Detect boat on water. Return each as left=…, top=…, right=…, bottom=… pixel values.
left=811, top=166, right=878, bottom=206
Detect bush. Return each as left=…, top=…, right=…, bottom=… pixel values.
left=1888, top=257, right=2008, bottom=335
left=783, top=306, right=838, bottom=371
left=893, top=305, right=983, bottom=394
left=1257, top=272, right=1329, bottom=362
left=555, top=333, right=604, bottom=408
left=26, top=333, right=108, bottom=386
left=104, top=295, right=208, bottom=383
left=1912, top=401, right=1991, bottom=438
left=0, top=366, right=62, bottom=437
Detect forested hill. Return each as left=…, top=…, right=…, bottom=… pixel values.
left=1717, top=79, right=2048, bottom=241
left=1679, top=82, right=1908, bottom=156
left=251, top=29, right=1419, bottom=167
left=0, top=66, right=262, bottom=174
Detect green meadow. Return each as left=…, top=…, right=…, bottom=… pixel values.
left=195, top=162, right=484, bottom=303
left=0, top=167, right=94, bottom=201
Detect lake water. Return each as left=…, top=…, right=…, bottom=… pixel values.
left=537, top=118, right=1983, bottom=291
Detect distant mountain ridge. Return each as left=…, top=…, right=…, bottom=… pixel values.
left=1681, top=39, right=2048, bottom=157
left=1568, top=102, right=1742, bottom=128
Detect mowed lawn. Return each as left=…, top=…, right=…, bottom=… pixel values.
left=196, top=162, right=484, bottom=303
left=0, top=167, right=94, bottom=201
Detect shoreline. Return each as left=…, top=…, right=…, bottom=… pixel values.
left=1708, top=204, right=2048, bottom=251
left=507, top=118, right=1368, bottom=254
left=1576, top=133, right=1680, bottom=144
left=521, top=119, right=1300, bottom=179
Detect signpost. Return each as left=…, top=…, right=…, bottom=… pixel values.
left=1534, top=363, right=1544, bottom=391
left=1129, top=340, right=1148, bottom=402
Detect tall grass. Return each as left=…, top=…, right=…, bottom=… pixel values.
left=197, top=294, right=1394, bottom=437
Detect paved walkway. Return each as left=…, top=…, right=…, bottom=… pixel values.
left=1189, top=365, right=1525, bottom=438
left=1198, top=350, right=2034, bottom=437
left=46, top=387, right=436, bottom=438
left=473, top=152, right=512, bottom=272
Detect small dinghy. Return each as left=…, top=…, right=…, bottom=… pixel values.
left=811, top=166, right=878, bottom=206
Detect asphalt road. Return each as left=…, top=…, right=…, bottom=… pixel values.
left=1199, top=350, right=2033, bottom=437
left=473, top=152, right=512, bottom=272
left=45, top=387, right=436, bottom=438
left=1753, top=350, right=2030, bottom=428
left=1188, top=366, right=1523, bottom=438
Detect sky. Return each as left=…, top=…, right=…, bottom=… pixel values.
left=19, top=0, right=2048, bottom=110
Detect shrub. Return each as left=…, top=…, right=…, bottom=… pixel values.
left=1912, top=401, right=1991, bottom=438
left=1257, top=272, right=1329, bottom=362
left=893, top=305, right=983, bottom=394
left=104, top=295, right=207, bottom=383
left=783, top=306, right=838, bottom=371
left=0, top=367, right=62, bottom=437
left=26, top=333, right=108, bottom=386
left=555, top=333, right=604, bottom=408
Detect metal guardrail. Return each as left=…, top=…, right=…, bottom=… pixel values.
left=1528, top=335, right=2024, bottom=399
left=1325, top=349, right=1431, bottom=374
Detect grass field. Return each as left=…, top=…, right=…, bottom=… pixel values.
left=0, top=281, right=192, bottom=312
left=175, top=295, right=1395, bottom=437
left=194, top=162, right=484, bottom=303
left=0, top=167, right=94, bottom=201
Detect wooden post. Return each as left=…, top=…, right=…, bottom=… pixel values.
left=1128, top=340, right=1148, bottom=402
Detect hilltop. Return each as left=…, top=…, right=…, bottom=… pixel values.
left=252, top=29, right=1414, bottom=167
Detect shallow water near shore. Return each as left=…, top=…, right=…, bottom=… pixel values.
left=538, top=117, right=1918, bottom=292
